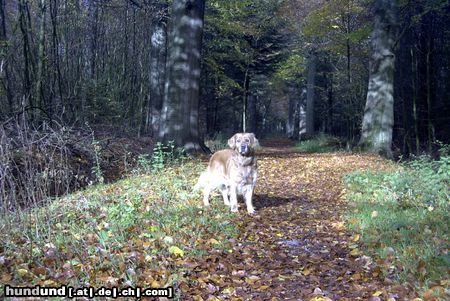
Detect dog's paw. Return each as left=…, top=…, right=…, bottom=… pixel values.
left=247, top=207, right=256, bottom=214
left=230, top=205, right=238, bottom=213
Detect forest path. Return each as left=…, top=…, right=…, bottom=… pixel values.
left=182, top=139, right=414, bottom=300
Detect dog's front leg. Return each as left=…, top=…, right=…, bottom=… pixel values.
left=202, top=186, right=211, bottom=207
left=229, top=185, right=238, bottom=212
left=220, top=185, right=230, bottom=206
left=244, top=186, right=255, bottom=214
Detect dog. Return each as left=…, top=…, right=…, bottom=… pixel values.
left=195, top=133, right=259, bottom=214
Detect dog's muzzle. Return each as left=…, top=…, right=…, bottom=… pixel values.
left=239, top=144, right=249, bottom=155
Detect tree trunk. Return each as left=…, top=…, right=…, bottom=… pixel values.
left=242, top=63, right=250, bottom=132
left=359, top=0, right=397, bottom=158
left=426, top=36, right=433, bottom=152
left=305, top=53, right=316, bottom=136
left=49, top=0, right=63, bottom=120
left=159, top=0, right=207, bottom=153
left=286, top=95, right=295, bottom=138
left=35, top=0, right=46, bottom=120
left=0, top=0, right=13, bottom=114
left=147, top=17, right=167, bottom=137
left=19, top=0, right=32, bottom=110
left=327, top=73, right=333, bottom=134
left=248, top=92, right=257, bottom=134
left=411, top=47, right=420, bottom=154
left=299, top=87, right=307, bottom=139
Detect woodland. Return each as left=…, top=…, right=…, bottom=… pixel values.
left=0, top=0, right=449, bottom=300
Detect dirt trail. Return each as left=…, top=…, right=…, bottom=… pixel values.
left=181, top=140, right=415, bottom=300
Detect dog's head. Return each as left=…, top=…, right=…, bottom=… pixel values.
left=228, top=133, right=259, bottom=156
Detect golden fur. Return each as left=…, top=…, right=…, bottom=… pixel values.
left=195, top=133, right=259, bottom=214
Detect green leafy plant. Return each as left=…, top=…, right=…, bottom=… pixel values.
left=91, top=138, right=104, bottom=184
left=205, top=132, right=228, bottom=152
left=296, top=133, right=344, bottom=153
left=150, top=141, right=186, bottom=172
left=344, top=146, right=449, bottom=291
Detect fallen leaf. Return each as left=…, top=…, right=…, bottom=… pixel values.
left=168, top=246, right=184, bottom=257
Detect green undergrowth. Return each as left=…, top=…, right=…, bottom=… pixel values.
left=296, top=133, right=344, bottom=153
left=344, top=152, right=449, bottom=293
left=205, top=132, right=229, bottom=153
left=0, top=157, right=237, bottom=292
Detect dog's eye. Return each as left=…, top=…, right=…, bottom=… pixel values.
left=237, top=139, right=241, bottom=142
left=245, top=139, right=250, bottom=142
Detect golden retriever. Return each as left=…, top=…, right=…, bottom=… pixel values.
left=195, top=133, right=259, bottom=214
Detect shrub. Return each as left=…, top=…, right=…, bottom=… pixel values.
left=296, top=133, right=344, bottom=153
left=205, top=132, right=228, bottom=153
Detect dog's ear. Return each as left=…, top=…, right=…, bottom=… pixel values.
left=228, top=134, right=237, bottom=149
left=249, top=133, right=260, bottom=148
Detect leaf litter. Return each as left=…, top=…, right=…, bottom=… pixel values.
left=0, top=139, right=420, bottom=300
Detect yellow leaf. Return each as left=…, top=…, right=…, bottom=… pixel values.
left=43, top=279, right=57, bottom=286
left=245, top=275, right=260, bottom=285
left=168, top=246, right=184, bottom=257
left=350, top=248, right=360, bottom=256
left=148, top=225, right=158, bottom=232
left=222, top=287, right=235, bottom=294
left=353, top=234, right=360, bottom=242
left=372, top=291, right=383, bottom=297
left=310, top=297, right=333, bottom=301
left=17, top=269, right=28, bottom=277
left=302, top=269, right=311, bottom=276
left=208, top=238, right=220, bottom=245
left=150, top=280, right=160, bottom=287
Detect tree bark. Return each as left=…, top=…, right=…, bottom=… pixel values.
left=148, top=16, right=167, bottom=137
left=19, top=0, right=32, bottom=110
left=248, top=92, right=257, bottom=134
left=35, top=0, right=47, bottom=119
left=327, top=73, right=333, bottom=134
left=242, top=62, right=250, bottom=132
left=0, top=0, right=13, bottom=114
left=305, top=53, right=316, bottom=136
left=286, top=95, right=295, bottom=138
left=411, top=47, right=420, bottom=154
left=159, top=0, right=207, bottom=153
left=359, top=0, right=397, bottom=158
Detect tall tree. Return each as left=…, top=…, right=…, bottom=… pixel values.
left=147, top=13, right=167, bottom=136
left=359, top=0, right=397, bottom=158
left=35, top=0, right=47, bottom=119
left=305, top=53, right=316, bottom=136
left=0, top=0, right=13, bottom=114
left=159, top=0, right=207, bottom=153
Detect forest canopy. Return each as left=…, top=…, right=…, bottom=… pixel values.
left=0, top=0, right=449, bottom=154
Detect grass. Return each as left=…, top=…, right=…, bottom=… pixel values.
left=296, top=133, right=344, bottom=153
left=0, top=156, right=237, bottom=294
left=344, top=151, right=449, bottom=295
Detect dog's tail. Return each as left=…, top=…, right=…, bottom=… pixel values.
left=193, top=171, right=209, bottom=192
